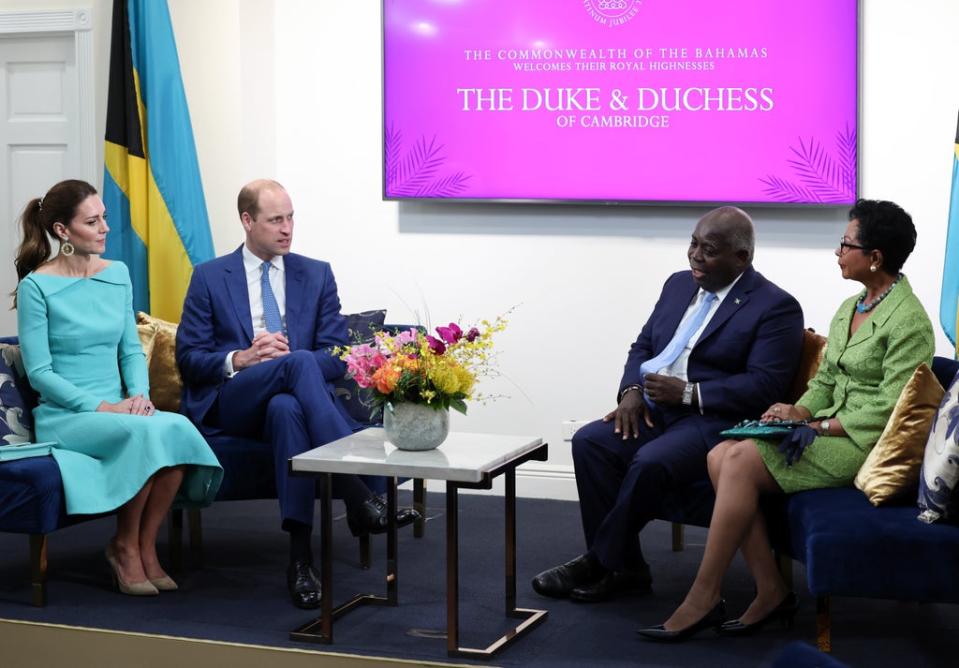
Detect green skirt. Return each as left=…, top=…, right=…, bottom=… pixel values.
left=754, top=435, right=870, bottom=494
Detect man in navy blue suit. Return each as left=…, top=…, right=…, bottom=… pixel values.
left=532, top=207, right=804, bottom=603
left=176, top=179, right=417, bottom=609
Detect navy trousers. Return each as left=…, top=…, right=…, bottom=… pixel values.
left=572, top=411, right=711, bottom=571
left=216, top=350, right=368, bottom=527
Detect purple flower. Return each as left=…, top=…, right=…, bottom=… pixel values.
left=465, top=327, right=480, bottom=342
left=435, top=323, right=463, bottom=344
left=426, top=335, right=446, bottom=355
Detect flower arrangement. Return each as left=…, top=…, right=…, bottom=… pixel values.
left=339, top=317, right=507, bottom=414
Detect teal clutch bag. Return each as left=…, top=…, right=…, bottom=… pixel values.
left=720, top=420, right=808, bottom=439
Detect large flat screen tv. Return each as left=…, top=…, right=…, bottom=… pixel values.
left=382, top=0, right=859, bottom=205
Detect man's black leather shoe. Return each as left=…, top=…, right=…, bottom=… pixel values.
left=531, top=554, right=605, bottom=598
left=569, top=565, right=652, bottom=603
left=287, top=560, right=321, bottom=609
left=346, top=495, right=420, bottom=537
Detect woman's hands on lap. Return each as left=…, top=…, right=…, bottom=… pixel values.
left=761, top=403, right=811, bottom=423
left=97, top=394, right=156, bottom=415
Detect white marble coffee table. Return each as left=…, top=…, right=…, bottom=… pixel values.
left=288, top=427, right=549, bottom=659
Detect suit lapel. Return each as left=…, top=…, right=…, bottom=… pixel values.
left=224, top=247, right=254, bottom=343
left=845, top=276, right=912, bottom=349
left=284, top=255, right=305, bottom=350
left=695, top=268, right=754, bottom=346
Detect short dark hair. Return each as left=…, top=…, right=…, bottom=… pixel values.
left=237, top=179, right=284, bottom=219
left=848, top=199, right=916, bottom=275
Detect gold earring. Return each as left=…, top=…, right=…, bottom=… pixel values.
left=61, top=241, right=75, bottom=257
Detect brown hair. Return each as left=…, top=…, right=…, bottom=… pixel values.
left=237, top=179, right=284, bottom=219
left=12, top=179, right=99, bottom=306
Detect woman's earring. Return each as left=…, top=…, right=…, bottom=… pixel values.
left=60, top=241, right=75, bottom=257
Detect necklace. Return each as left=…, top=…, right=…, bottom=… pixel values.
left=856, top=274, right=902, bottom=313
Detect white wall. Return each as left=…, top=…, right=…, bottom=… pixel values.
left=9, top=1, right=955, bottom=498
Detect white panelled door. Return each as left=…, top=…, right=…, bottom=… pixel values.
left=0, top=9, right=94, bottom=334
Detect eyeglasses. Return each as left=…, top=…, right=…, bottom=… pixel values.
left=837, top=238, right=869, bottom=254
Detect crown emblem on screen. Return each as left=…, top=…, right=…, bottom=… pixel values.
left=585, top=0, right=642, bottom=27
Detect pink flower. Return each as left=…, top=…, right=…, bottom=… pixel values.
left=426, top=335, right=446, bottom=355
left=436, top=323, right=463, bottom=344
left=395, top=328, right=418, bottom=346
left=465, top=327, right=480, bottom=342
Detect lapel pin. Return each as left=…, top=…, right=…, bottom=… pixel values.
left=734, top=298, right=741, bottom=305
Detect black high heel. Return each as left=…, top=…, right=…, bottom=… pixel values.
left=717, top=592, right=799, bottom=636
left=636, top=599, right=727, bottom=642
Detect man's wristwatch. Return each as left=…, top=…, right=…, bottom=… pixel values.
left=682, top=382, right=695, bottom=406
left=820, top=419, right=831, bottom=436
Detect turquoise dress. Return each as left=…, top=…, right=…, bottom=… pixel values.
left=16, top=262, right=222, bottom=516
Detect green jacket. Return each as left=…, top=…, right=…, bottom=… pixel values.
left=798, top=275, right=934, bottom=450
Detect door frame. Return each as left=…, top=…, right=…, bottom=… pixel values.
left=0, top=8, right=96, bottom=184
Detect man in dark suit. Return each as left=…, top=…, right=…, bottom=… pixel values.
left=532, top=206, right=804, bottom=603
left=176, top=179, right=417, bottom=609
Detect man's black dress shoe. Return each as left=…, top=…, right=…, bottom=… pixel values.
left=346, top=495, right=420, bottom=537
left=287, top=560, right=321, bottom=610
left=717, top=592, right=799, bottom=636
left=569, top=566, right=652, bottom=603
left=531, top=554, right=605, bottom=598
left=636, top=599, right=727, bottom=643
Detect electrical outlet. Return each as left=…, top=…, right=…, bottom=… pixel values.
left=561, top=419, right=590, bottom=441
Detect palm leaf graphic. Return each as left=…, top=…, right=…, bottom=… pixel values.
left=759, top=128, right=857, bottom=203
left=786, top=137, right=849, bottom=203
left=836, top=124, right=857, bottom=195
left=758, top=175, right=819, bottom=203
left=387, top=131, right=475, bottom=198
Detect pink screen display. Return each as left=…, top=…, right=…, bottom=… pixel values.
left=383, top=0, right=858, bottom=205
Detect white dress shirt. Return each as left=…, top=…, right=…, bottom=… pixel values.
left=656, top=272, right=744, bottom=411
left=224, top=246, right=287, bottom=376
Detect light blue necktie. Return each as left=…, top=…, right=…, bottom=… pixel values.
left=640, top=291, right=718, bottom=404
left=260, top=261, right=283, bottom=333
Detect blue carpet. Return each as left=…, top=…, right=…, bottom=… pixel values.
left=0, top=493, right=957, bottom=666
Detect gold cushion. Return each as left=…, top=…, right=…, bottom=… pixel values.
left=137, top=322, right=158, bottom=361
left=855, top=363, right=945, bottom=506
left=136, top=312, right=182, bottom=412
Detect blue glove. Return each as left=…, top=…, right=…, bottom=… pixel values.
left=777, top=425, right=817, bottom=466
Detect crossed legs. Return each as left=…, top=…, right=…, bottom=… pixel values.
left=111, top=466, right=186, bottom=585
left=662, top=438, right=786, bottom=631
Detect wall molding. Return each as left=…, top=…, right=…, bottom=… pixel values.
left=0, top=8, right=97, bottom=185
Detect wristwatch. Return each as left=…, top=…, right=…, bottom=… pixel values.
left=682, top=382, right=695, bottom=406
left=820, top=419, right=831, bottom=436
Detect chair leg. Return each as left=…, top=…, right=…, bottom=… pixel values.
left=671, top=522, right=684, bottom=551
left=359, top=534, right=371, bottom=569
left=413, top=478, right=426, bottom=538
left=169, top=509, right=184, bottom=573
left=816, top=594, right=832, bottom=653
left=188, top=508, right=203, bottom=568
left=29, top=534, right=47, bottom=607
left=775, top=550, right=794, bottom=591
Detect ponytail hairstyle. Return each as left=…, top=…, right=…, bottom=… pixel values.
left=12, top=179, right=98, bottom=307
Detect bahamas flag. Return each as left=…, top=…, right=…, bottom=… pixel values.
left=103, top=0, right=213, bottom=322
left=942, top=111, right=959, bottom=354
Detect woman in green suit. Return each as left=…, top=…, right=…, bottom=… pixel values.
left=13, top=180, right=222, bottom=596
left=638, top=199, right=935, bottom=641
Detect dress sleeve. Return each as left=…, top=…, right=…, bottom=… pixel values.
left=117, top=269, right=150, bottom=398
left=17, top=278, right=102, bottom=413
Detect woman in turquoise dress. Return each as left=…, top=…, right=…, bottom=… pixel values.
left=638, top=199, right=935, bottom=642
left=13, top=179, right=222, bottom=596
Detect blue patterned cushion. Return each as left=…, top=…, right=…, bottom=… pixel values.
left=333, top=310, right=387, bottom=424
left=0, top=343, right=36, bottom=444
left=918, top=366, right=959, bottom=524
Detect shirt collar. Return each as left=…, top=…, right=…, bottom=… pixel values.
left=702, top=271, right=744, bottom=303
left=242, top=244, right=285, bottom=275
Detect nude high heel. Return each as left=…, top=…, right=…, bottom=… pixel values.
left=105, top=544, right=158, bottom=596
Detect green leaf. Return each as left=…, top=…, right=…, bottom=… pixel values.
left=450, top=398, right=468, bottom=415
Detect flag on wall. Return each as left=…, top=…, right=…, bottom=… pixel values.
left=102, top=0, right=213, bottom=322
left=942, top=110, right=959, bottom=354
